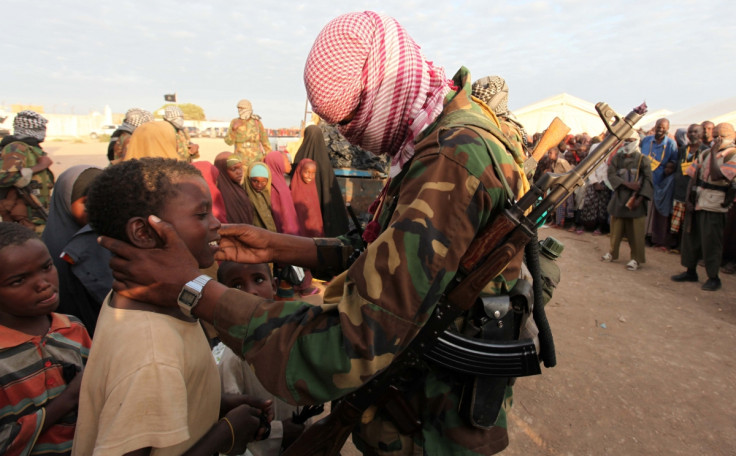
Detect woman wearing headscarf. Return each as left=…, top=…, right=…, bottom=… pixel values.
left=42, top=165, right=109, bottom=336
left=244, top=161, right=277, bottom=232
left=291, top=125, right=349, bottom=236
left=290, top=158, right=323, bottom=237
left=265, top=150, right=319, bottom=296
left=124, top=121, right=178, bottom=160
left=190, top=161, right=228, bottom=224
left=100, top=12, right=530, bottom=456
left=214, top=152, right=254, bottom=225
left=263, top=151, right=301, bottom=236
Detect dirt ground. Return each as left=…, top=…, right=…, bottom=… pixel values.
left=45, top=139, right=736, bottom=456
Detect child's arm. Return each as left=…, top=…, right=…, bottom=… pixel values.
left=122, top=404, right=263, bottom=456
left=0, top=371, right=82, bottom=456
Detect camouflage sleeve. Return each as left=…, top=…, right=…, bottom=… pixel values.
left=224, top=119, right=237, bottom=146
left=0, top=143, right=36, bottom=187
left=213, top=129, right=512, bottom=406
left=258, top=120, right=271, bottom=152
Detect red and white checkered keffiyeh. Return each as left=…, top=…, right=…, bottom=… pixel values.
left=304, top=11, right=451, bottom=174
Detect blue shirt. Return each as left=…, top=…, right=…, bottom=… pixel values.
left=640, top=135, right=678, bottom=187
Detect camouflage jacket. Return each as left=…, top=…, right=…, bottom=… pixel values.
left=224, top=116, right=271, bottom=164
left=213, top=67, right=525, bottom=455
left=175, top=128, right=197, bottom=162
left=109, top=131, right=132, bottom=163
left=0, top=140, right=54, bottom=226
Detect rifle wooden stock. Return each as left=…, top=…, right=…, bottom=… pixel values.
left=451, top=212, right=533, bottom=308
left=531, top=117, right=571, bottom=162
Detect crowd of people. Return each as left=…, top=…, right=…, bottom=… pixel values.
left=0, top=9, right=733, bottom=456
left=0, top=102, right=353, bottom=454
left=528, top=119, right=736, bottom=290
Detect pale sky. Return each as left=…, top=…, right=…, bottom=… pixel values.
left=3, top=0, right=735, bottom=128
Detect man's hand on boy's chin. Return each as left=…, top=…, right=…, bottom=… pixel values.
left=98, top=215, right=201, bottom=305
left=215, top=224, right=274, bottom=264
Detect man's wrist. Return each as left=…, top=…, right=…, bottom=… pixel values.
left=190, top=280, right=227, bottom=324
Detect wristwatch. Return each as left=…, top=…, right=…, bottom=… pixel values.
left=177, top=275, right=212, bottom=318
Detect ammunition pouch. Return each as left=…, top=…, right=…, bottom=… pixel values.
left=423, top=279, right=541, bottom=429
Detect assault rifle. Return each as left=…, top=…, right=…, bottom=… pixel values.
left=282, top=102, right=647, bottom=456
left=15, top=185, right=48, bottom=221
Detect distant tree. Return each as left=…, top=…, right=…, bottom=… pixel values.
left=154, top=103, right=206, bottom=121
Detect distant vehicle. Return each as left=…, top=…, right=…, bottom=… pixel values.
left=185, top=126, right=200, bottom=138
left=90, top=124, right=118, bottom=139
left=202, top=127, right=228, bottom=138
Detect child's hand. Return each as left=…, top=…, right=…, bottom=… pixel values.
left=223, top=404, right=263, bottom=454
left=221, top=393, right=274, bottom=422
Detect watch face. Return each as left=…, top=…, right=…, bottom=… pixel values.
left=179, top=290, right=197, bottom=306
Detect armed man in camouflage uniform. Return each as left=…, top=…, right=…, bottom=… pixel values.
left=163, top=105, right=199, bottom=162
left=100, top=12, right=546, bottom=456
left=225, top=99, right=272, bottom=165
left=0, top=111, right=54, bottom=233
left=107, top=108, right=153, bottom=164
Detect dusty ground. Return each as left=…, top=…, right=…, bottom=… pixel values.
left=45, top=139, right=736, bottom=456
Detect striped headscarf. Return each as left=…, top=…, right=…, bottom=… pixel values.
left=304, top=11, right=451, bottom=174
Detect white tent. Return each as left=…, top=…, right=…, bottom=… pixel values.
left=641, top=96, right=736, bottom=131
left=513, top=93, right=606, bottom=136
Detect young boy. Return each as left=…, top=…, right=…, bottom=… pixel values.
left=0, top=222, right=91, bottom=455
left=216, top=261, right=314, bottom=456
left=73, top=158, right=268, bottom=456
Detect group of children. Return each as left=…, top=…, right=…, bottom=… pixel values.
left=0, top=157, right=321, bottom=455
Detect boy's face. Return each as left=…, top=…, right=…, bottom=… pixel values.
left=301, top=163, right=317, bottom=185
left=0, top=239, right=59, bottom=323
left=664, top=162, right=676, bottom=176
left=250, top=177, right=268, bottom=193
left=227, top=163, right=244, bottom=185
left=219, top=263, right=275, bottom=299
left=158, top=176, right=222, bottom=269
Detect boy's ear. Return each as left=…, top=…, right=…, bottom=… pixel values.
left=126, top=217, right=159, bottom=248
